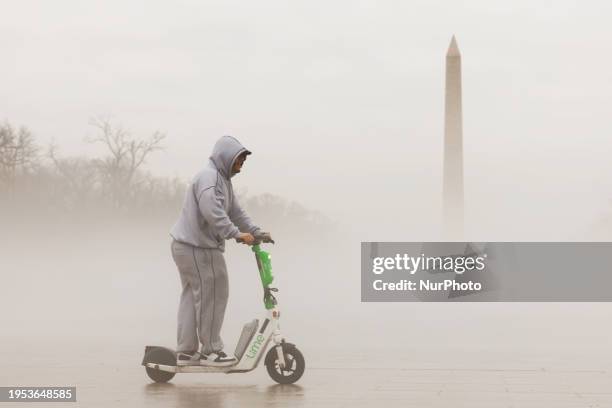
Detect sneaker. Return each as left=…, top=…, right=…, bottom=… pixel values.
left=200, top=351, right=237, bottom=367
left=177, top=351, right=200, bottom=366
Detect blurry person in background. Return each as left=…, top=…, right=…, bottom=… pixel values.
left=169, top=135, right=262, bottom=367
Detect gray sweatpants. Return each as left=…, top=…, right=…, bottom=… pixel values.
left=171, top=240, right=229, bottom=354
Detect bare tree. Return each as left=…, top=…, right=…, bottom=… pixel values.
left=87, top=117, right=165, bottom=208
left=48, top=144, right=100, bottom=209
left=0, top=122, right=39, bottom=193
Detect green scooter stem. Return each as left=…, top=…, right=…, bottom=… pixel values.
left=252, top=244, right=276, bottom=310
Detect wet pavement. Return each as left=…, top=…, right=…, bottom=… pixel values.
left=2, top=343, right=611, bottom=407
left=137, top=366, right=612, bottom=408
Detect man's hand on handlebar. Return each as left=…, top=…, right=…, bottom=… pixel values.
left=235, top=231, right=274, bottom=245
left=236, top=232, right=255, bottom=245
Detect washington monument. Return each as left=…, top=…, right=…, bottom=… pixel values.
left=443, top=35, right=464, bottom=239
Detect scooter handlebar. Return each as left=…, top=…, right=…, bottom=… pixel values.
left=235, top=232, right=275, bottom=245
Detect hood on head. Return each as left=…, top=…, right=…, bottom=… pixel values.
left=210, top=135, right=251, bottom=178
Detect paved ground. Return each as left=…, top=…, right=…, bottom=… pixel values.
left=2, top=344, right=610, bottom=407
left=139, top=366, right=612, bottom=408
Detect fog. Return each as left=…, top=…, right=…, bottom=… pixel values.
left=1, top=1, right=612, bottom=404
left=3, top=0, right=612, bottom=233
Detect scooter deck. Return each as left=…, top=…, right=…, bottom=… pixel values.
left=145, top=362, right=238, bottom=374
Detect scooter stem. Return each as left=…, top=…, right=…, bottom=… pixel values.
left=252, top=244, right=277, bottom=310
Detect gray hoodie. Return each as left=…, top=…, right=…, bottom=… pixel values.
left=170, top=136, right=261, bottom=251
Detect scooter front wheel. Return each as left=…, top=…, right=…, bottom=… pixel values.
left=264, top=343, right=305, bottom=384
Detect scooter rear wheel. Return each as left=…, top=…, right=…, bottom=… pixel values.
left=265, top=343, right=305, bottom=384
left=143, top=347, right=176, bottom=383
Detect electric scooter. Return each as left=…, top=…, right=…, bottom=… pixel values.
left=142, top=232, right=305, bottom=384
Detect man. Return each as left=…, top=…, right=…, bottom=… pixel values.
left=169, top=135, right=262, bottom=367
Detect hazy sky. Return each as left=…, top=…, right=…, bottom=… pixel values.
left=3, top=0, right=612, bottom=236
